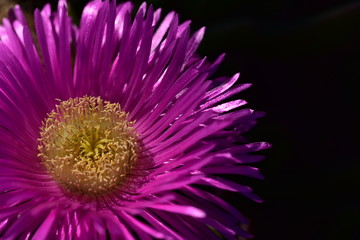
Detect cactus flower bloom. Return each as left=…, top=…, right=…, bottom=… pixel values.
left=0, top=0, right=270, bottom=239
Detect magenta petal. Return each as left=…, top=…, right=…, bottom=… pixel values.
left=121, top=212, right=166, bottom=239
left=149, top=204, right=206, bottom=218
left=142, top=211, right=185, bottom=240
left=151, top=11, right=176, bottom=51
left=8, top=5, right=27, bottom=25
left=154, top=119, right=233, bottom=161
left=200, top=176, right=263, bottom=203
left=203, top=166, right=264, bottom=179
left=105, top=214, right=136, bottom=240
left=184, top=186, right=249, bottom=223
left=32, top=209, right=58, bottom=239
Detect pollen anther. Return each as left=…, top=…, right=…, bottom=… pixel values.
left=38, top=96, right=138, bottom=196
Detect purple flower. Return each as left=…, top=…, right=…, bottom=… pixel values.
left=0, top=0, right=270, bottom=239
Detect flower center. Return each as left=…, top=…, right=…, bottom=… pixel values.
left=38, top=96, right=138, bottom=196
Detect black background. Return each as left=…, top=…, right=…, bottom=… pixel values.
left=5, top=0, right=360, bottom=239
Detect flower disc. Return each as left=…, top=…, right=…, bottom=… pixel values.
left=38, top=96, right=138, bottom=196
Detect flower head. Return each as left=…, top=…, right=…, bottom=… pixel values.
left=0, top=0, right=270, bottom=239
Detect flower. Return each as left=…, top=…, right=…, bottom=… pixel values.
left=0, top=0, right=270, bottom=239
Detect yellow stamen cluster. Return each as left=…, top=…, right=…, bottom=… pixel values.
left=38, top=96, right=138, bottom=196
